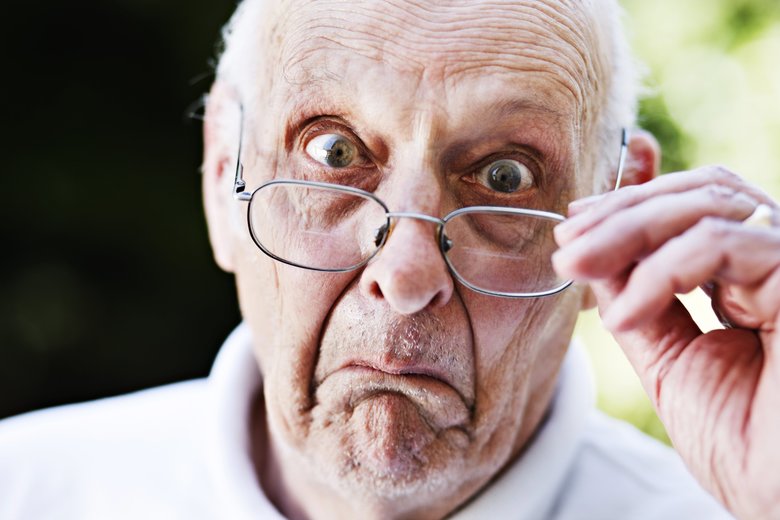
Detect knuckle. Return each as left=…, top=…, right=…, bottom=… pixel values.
left=696, top=216, right=732, bottom=240
left=701, top=184, right=737, bottom=203
left=668, top=271, right=689, bottom=295
left=619, top=183, right=641, bottom=197
left=611, top=183, right=640, bottom=206
left=707, top=165, right=745, bottom=188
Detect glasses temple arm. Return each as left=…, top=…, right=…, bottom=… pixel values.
left=233, top=104, right=251, bottom=201
left=613, top=128, right=628, bottom=191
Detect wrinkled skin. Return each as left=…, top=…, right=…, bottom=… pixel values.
left=203, top=1, right=631, bottom=519
left=554, top=168, right=780, bottom=520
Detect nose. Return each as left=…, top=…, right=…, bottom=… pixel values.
left=360, top=216, right=454, bottom=315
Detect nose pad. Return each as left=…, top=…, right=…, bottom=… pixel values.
left=442, top=234, right=453, bottom=253
left=374, top=222, right=452, bottom=252
left=373, top=223, right=390, bottom=248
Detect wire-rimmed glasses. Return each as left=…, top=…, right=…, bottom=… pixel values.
left=232, top=111, right=627, bottom=298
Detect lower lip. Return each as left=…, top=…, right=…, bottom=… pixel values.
left=315, top=366, right=470, bottom=432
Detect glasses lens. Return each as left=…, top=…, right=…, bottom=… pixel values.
left=248, top=182, right=388, bottom=271
left=442, top=210, right=567, bottom=295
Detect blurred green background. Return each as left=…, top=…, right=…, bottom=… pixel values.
left=1, top=0, right=779, bottom=447
left=579, top=0, right=780, bottom=442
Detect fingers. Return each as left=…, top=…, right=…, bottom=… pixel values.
left=559, top=166, right=778, bottom=244
left=554, top=184, right=758, bottom=280
left=601, top=220, right=780, bottom=331
left=553, top=168, right=780, bottom=334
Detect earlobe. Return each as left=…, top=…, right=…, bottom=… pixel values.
left=620, top=129, right=661, bottom=188
left=202, top=82, right=240, bottom=273
left=580, top=284, right=598, bottom=311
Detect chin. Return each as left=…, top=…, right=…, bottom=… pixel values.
left=305, top=392, right=474, bottom=501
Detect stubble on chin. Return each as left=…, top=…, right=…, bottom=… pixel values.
left=304, top=390, right=472, bottom=500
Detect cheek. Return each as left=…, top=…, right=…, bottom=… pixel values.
left=235, top=234, right=353, bottom=349
left=234, top=244, right=358, bottom=441
left=462, top=295, right=538, bottom=370
left=463, top=290, right=580, bottom=447
left=464, top=287, right=580, bottom=369
left=469, top=299, right=543, bottom=433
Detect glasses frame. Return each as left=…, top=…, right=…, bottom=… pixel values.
left=232, top=106, right=628, bottom=298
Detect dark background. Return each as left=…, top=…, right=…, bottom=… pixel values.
left=1, top=1, right=239, bottom=419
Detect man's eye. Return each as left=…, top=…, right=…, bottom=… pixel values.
left=477, top=159, right=534, bottom=193
left=305, top=134, right=358, bottom=168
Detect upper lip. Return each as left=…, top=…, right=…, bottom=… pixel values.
left=313, top=298, right=476, bottom=409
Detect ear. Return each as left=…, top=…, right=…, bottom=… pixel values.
left=202, top=82, right=240, bottom=273
left=620, top=128, right=661, bottom=188
left=580, top=284, right=598, bottom=311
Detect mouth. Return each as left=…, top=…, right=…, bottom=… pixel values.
left=315, top=365, right=472, bottom=433
left=344, top=361, right=455, bottom=389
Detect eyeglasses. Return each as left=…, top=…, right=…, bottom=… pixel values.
left=232, top=109, right=627, bottom=298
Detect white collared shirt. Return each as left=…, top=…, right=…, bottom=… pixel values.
left=0, top=324, right=732, bottom=519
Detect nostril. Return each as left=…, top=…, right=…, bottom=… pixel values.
left=366, top=280, right=384, bottom=300
left=429, top=283, right=453, bottom=309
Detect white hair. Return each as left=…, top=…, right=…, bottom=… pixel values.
left=214, top=0, right=270, bottom=112
left=589, top=0, right=644, bottom=189
left=214, top=0, right=642, bottom=185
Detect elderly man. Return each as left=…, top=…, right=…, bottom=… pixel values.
left=1, top=0, right=779, bottom=519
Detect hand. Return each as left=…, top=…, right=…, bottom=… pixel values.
left=553, top=166, right=780, bottom=520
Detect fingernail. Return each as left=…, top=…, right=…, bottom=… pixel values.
left=553, top=223, right=571, bottom=245
left=551, top=249, right=570, bottom=270
left=552, top=248, right=587, bottom=282
left=552, top=254, right=577, bottom=284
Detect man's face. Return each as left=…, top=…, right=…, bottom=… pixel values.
left=225, top=0, right=607, bottom=511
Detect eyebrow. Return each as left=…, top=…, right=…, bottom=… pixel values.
left=484, top=98, right=564, bottom=121
left=442, top=96, right=571, bottom=178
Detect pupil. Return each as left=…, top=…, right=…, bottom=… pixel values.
left=325, top=137, right=354, bottom=168
left=489, top=161, right=522, bottom=193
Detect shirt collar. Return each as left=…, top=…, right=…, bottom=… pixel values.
left=205, top=323, right=594, bottom=520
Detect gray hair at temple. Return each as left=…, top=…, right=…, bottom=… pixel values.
left=213, top=0, right=642, bottom=191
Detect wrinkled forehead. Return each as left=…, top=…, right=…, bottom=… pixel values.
left=266, top=0, right=607, bottom=128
